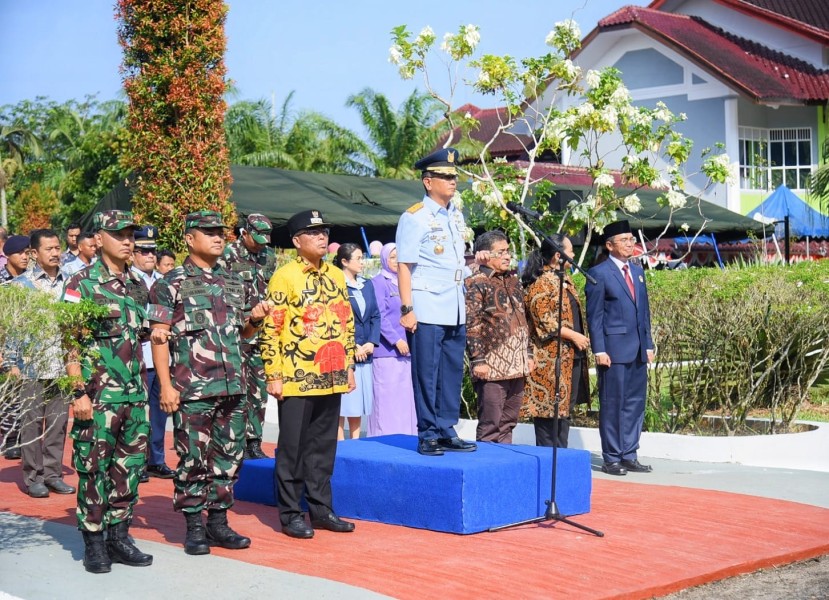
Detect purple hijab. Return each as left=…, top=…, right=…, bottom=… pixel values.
left=379, top=242, right=398, bottom=286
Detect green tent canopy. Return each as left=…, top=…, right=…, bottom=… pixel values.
left=84, top=166, right=763, bottom=247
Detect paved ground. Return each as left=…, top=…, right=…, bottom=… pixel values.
left=1, top=421, right=827, bottom=599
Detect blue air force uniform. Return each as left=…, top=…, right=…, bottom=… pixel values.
left=395, top=147, right=476, bottom=455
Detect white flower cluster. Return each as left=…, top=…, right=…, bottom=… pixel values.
left=585, top=69, right=601, bottom=89
left=441, top=32, right=452, bottom=53
left=595, top=172, right=615, bottom=189
left=477, top=70, right=491, bottom=86
left=415, top=26, right=434, bottom=45
left=561, top=19, right=581, bottom=38
left=680, top=222, right=690, bottom=232
left=653, top=101, right=672, bottom=122
left=610, top=85, right=631, bottom=105
left=472, top=179, right=500, bottom=208
left=388, top=45, right=402, bottom=65
left=622, top=193, right=642, bottom=213
left=666, top=189, right=686, bottom=209
left=463, top=24, right=480, bottom=48
left=560, top=59, right=580, bottom=82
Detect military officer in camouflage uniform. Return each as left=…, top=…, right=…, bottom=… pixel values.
left=63, top=210, right=153, bottom=574
left=217, top=213, right=276, bottom=459
left=148, top=210, right=271, bottom=556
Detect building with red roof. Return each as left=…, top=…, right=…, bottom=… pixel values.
left=556, top=0, right=829, bottom=215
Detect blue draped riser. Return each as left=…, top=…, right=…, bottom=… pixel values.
left=235, top=434, right=592, bottom=534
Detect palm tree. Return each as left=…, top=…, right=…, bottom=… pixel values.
left=0, top=123, right=42, bottom=227
left=346, top=88, right=444, bottom=179
left=225, top=94, right=370, bottom=174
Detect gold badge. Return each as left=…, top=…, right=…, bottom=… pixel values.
left=434, top=243, right=444, bottom=255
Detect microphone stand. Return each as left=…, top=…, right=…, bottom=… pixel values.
left=490, top=221, right=603, bottom=537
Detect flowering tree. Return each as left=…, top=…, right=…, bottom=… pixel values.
left=389, top=21, right=734, bottom=264
left=117, top=0, right=234, bottom=252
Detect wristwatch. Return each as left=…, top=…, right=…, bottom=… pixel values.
left=400, top=304, right=414, bottom=316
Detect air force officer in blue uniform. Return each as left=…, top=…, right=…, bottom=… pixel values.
left=585, top=220, right=654, bottom=476
left=396, top=148, right=477, bottom=456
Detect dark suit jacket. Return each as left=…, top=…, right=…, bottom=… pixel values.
left=585, top=257, right=653, bottom=364
left=347, top=277, right=381, bottom=364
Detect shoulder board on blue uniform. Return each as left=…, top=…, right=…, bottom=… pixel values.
left=406, top=202, right=424, bottom=214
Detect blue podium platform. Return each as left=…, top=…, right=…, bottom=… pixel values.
left=234, top=434, right=592, bottom=534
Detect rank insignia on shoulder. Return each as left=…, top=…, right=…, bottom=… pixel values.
left=406, top=202, right=424, bottom=214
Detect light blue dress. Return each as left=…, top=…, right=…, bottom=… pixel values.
left=340, top=280, right=374, bottom=417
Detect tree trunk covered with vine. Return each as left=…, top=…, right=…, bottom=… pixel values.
left=117, top=0, right=234, bottom=252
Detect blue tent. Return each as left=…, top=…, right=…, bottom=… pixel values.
left=746, top=185, right=829, bottom=238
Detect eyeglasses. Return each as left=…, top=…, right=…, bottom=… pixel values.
left=426, top=173, right=458, bottom=181
left=297, top=228, right=330, bottom=238
left=611, top=236, right=637, bottom=245
left=490, top=249, right=511, bottom=257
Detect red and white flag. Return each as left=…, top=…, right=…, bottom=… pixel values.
left=63, top=288, right=81, bottom=304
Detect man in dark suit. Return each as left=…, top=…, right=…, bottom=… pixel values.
left=585, top=220, right=654, bottom=476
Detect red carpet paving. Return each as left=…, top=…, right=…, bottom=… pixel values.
left=2, top=436, right=828, bottom=599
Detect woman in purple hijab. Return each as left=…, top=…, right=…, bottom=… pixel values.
left=367, top=243, right=417, bottom=436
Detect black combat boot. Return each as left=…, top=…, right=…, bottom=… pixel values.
left=206, top=509, right=251, bottom=549
left=184, top=511, right=210, bottom=555
left=82, top=531, right=112, bottom=574
left=246, top=439, right=267, bottom=459
left=106, top=521, right=153, bottom=566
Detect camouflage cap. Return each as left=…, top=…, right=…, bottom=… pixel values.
left=93, top=210, right=137, bottom=232
left=184, top=210, right=229, bottom=230
left=243, top=213, right=273, bottom=244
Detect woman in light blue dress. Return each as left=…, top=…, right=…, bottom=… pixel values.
left=336, top=243, right=380, bottom=439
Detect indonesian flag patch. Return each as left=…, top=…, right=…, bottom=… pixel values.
left=63, top=288, right=81, bottom=304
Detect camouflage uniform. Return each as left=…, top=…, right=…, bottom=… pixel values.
left=63, top=211, right=150, bottom=533
left=148, top=212, right=254, bottom=514
left=217, top=214, right=276, bottom=447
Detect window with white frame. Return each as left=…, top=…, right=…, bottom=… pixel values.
left=739, top=127, right=813, bottom=190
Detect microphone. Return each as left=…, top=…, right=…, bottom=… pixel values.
left=505, top=201, right=597, bottom=284
left=506, top=201, right=544, bottom=221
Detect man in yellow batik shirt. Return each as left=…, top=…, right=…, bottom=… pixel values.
left=260, top=209, right=356, bottom=540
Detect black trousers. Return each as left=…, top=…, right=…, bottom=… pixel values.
left=534, top=417, right=570, bottom=448
left=275, top=393, right=341, bottom=525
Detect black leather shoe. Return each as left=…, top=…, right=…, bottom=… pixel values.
left=621, top=459, right=653, bottom=473
left=311, top=512, right=355, bottom=533
left=437, top=437, right=477, bottom=452
left=3, top=447, right=21, bottom=460
left=28, top=482, right=50, bottom=498
left=139, top=470, right=150, bottom=484
left=45, top=479, right=76, bottom=494
left=417, top=439, right=444, bottom=456
left=146, top=464, right=175, bottom=479
left=601, top=462, right=628, bottom=476
left=282, top=515, right=314, bottom=539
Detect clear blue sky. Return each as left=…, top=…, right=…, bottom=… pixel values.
left=0, top=0, right=640, bottom=134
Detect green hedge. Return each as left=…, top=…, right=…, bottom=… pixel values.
left=646, top=261, right=829, bottom=433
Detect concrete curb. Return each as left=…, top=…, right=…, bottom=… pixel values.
left=455, top=418, right=829, bottom=472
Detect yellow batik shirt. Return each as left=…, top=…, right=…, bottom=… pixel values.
left=260, top=256, right=355, bottom=396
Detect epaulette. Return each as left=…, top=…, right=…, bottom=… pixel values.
left=406, top=202, right=424, bottom=214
